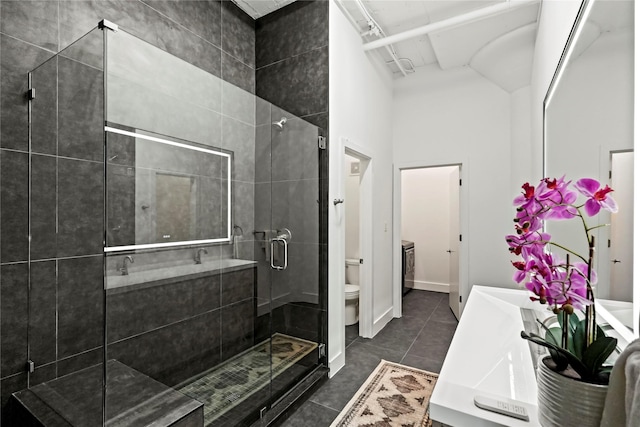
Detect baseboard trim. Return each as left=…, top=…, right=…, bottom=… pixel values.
left=410, top=280, right=449, bottom=293
left=328, top=351, right=345, bottom=378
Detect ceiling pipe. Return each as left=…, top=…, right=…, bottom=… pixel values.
left=362, top=0, right=539, bottom=52
left=352, top=0, right=409, bottom=76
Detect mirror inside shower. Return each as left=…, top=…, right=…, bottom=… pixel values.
left=105, top=127, right=232, bottom=250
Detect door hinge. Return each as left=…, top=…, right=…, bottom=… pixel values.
left=260, top=407, right=267, bottom=419
left=26, top=88, right=36, bottom=100
left=318, top=343, right=326, bottom=358
left=608, top=239, right=611, bottom=248
left=459, top=179, right=462, bottom=186
left=459, top=296, right=462, bottom=303
left=27, top=360, right=35, bottom=373
left=359, top=258, right=363, bottom=264
left=459, top=234, right=462, bottom=242
left=318, top=136, right=326, bottom=150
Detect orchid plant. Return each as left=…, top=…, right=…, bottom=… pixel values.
left=506, top=177, right=619, bottom=384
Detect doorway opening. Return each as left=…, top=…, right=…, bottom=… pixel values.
left=341, top=142, right=374, bottom=339
left=399, top=165, right=461, bottom=319
left=609, top=150, right=634, bottom=303
left=344, top=153, right=361, bottom=342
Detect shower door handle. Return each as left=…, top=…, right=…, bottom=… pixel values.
left=270, top=237, right=288, bottom=270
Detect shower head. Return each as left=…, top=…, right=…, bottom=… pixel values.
left=272, top=117, right=287, bottom=130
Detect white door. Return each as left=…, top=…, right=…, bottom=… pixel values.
left=448, top=167, right=461, bottom=319
left=609, top=151, right=634, bottom=301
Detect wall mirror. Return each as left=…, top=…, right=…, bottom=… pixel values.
left=105, top=126, right=232, bottom=251
left=544, top=0, right=636, bottom=337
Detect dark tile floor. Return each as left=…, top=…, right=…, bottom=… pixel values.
left=279, top=290, right=458, bottom=426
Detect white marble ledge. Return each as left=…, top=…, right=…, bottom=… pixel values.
left=106, top=258, right=257, bottom=292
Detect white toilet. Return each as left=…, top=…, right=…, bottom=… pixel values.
left=345, top=258, right=360, bottom=326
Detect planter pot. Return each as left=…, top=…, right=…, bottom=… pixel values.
left=537, top=356, right=608, bottom=427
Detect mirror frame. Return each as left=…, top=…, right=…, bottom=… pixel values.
left=104, top=126, right=232, bottom=252
left=542, top=0, right=638, bottom=341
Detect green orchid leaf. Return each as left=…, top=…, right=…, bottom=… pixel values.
left=596, top=323, right=607, bottom=340
left=596, top=370, right=611, bottom=385
left=568, top=312, right=580, bottom=333
left=574, top=320, right=585, bottom=360
left=521, top=331, right=588, bottom=378
left=545, top=327, right=563, bottom=348
left=549, top=348, right=569, bottom=371
left=583, top=336, right=617, bottom=377
left=556, top=312, right=565, bottom=328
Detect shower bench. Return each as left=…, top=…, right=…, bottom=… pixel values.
left=8, top=360, right=203, bottom=426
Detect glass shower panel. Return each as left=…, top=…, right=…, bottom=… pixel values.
left=103, top=29, right=271, bottom=427
left=26, top=27, right=106, bottom=426
left=265, top=106, right=323, bottom=403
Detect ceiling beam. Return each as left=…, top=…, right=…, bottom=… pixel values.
left=362, top=0, right=539, bottom=52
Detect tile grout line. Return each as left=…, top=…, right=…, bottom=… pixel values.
left=400, top=294, right=446, bottom=362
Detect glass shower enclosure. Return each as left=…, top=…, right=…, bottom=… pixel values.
left=19, top=21, right=327, bottom=426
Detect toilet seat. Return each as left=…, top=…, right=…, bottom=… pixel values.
left=345, top=284, right=360, bottom=298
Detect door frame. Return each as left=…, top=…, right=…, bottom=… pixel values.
left=340, top=137, right=374, bottom=339
left=392, top=161, right=469, bottom=318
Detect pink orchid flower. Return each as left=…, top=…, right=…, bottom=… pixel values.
left=575, top=178, right=618, bottom=216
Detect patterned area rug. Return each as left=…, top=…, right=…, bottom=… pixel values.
left=179, top=333, right=317, bottom=425
left=331, top=360, right=438, bottom=427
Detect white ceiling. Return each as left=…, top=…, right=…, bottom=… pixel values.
left=343, top=0, right=541, bottom=92
left=234, top=0, right=543, bottom=92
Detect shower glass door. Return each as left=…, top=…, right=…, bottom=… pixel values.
left=100, top=27, right=326, bottom=426
left=253, top=103, right=327, bottom=408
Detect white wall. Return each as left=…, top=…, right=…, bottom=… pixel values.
left=328, top=0, right=394, bottom=374
left=530, top=0, right=583, bottom=177
left=511, top=86, right=532, bottom=187
left=345, top=154, right=360, bottom=260
left=392, top=65, right=515, bottom=306
left=401, top=167, right=456, bottom=290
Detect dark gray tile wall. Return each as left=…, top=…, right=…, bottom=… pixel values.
left=254, top=0, right=329, bottom=351
left=106, top=267, right=254, bottom=387
left=255, top=0, right=328, bottom=124
left=0, top=0, right=257, bottom=422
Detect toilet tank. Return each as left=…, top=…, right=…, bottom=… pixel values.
left=345, top=258, right=360, bottom=285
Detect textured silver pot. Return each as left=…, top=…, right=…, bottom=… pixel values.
left=537, top=356, right=608, bottom=427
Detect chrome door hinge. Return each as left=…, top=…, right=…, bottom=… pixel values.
left=26, top=88, right=36, bottom=100
left=318, top=136, right=326, bottom=150
left=318, top=343, right=326, bottom=358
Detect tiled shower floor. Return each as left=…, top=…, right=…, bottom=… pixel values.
left=179, top=333, right=317, bottom=426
